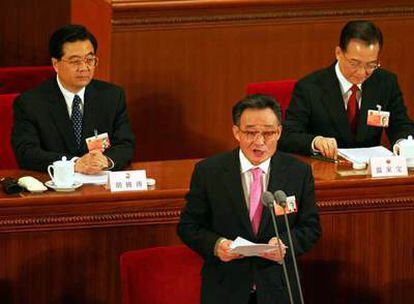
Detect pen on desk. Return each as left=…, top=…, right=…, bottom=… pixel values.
left=311, top=154, right=338, bottom=163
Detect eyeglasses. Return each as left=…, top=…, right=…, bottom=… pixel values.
left=342, top=53, right=380, bottom=72
left=60, top=55, right=98, bottom=69
left=239, top=129, right=279, bottom=142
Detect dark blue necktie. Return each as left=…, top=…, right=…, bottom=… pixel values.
left=72, top=95, right=83, bottom=151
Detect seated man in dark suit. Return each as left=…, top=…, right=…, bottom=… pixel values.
left=12, top=24, right=135, bottom=173
left=178, top=95, right=321, bottom=304
left=279, top=20, right=414, bottom=159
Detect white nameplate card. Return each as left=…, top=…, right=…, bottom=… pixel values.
left=369, top=156, right=408, bottom=178
left=108, top=170, right=148, bottom=192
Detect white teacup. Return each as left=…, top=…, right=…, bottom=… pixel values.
left=47, top=156, right=75, bottom=188
left=393, top=135, right=414, bottom=168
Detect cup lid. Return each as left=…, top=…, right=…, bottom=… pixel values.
left=53, top=156, right=73, bottom=166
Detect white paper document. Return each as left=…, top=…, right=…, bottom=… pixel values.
left=229, top=237, right=286, bottom=257
left=74, top=171, right=109, bottom=185
left=338, top=146, right=393, bottom=164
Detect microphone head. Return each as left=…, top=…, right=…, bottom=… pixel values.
left=274, top=190, right=287, bottom=207
left=262, top=191, right=275, bottom=207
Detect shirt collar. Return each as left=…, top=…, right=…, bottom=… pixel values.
left=56, top=75, right=85, bottom=102
left=335, top=61, right=362, bottom=94
left=239, top=149, right=271, bottom=174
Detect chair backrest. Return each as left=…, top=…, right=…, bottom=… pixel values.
left=246, top=79, right=297, bottom=119
left=120, top=245, right=203, bottom=304
left=0, top=93, right=19, bottom=169
left=0, top=66, right=55, bottom=94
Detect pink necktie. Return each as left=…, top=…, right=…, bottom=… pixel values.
left=249, top=168, right=263, bottom=236
left=347, top=84, right=359, bottom=134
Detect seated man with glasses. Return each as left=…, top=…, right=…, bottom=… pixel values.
left=12, top=24, right=135, bottom=173
left=178, top=94, right=321, bottom=304
left=279, top=20, right=414, bottom=159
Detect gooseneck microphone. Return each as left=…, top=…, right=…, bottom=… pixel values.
left=274, top=190, right=304, bottom=304
left=262, top=191, right=294, bottom=304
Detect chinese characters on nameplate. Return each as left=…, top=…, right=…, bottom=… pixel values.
left=108, top=170, right=148, bottom=192
left=370, top=156, right=408, bottom=178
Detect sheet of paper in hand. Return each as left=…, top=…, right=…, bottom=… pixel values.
left=229, top=237, right=287, bottom=256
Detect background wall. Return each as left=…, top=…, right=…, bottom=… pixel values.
left=0, top=0, right=111, bottom=79
left=110, top=0, right=414, bottom=161
left=1, top=0, right=414, bottom=161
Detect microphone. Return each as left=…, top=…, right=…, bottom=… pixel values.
left=262, top=191, right=294, bottom=304
left=274, top=190, right=304, bottom=304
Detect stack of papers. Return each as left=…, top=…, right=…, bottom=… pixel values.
left=74, top=171, right=109, bottom=185
left=229, top=237, right=287, bottom=256
left=338, top=146, right=393, bottom=164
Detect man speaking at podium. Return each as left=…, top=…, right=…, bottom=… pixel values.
left=178, top=95, right=321, bottom=304
left=12, top=24, right=135, bottom=174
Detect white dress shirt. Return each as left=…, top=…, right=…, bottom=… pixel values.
left=56, top=76, right=85, bottom=117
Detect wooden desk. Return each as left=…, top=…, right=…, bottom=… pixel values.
left=0, top=157, right=413, bottom=303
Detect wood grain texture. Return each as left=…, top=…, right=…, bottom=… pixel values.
left=0, top=0, right=70, bottom=66
left=110, top=0, right=414, bottom=161
left=0, top=0, right=111, bottom=80
left=0, top=157, right=413, bottom=303
left=1, top=0, right=414, bottom=161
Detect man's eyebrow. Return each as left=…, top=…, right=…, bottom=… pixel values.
left=66, top=52, right=95, bottom=59
left=244, top=124, right=275, bottom=128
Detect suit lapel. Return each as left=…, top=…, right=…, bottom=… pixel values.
left=222, top=150, right=254, bottom=238
left=320, top=64, right=354, bottom=145
left=48, top=79, right=77, bottom=154
left=82, top=81, right=98, bottom=144
left=258, top=153, right=288, bottom=237
left=356, top=72, right=381, bottom=144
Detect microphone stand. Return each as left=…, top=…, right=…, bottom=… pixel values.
left=263, top=192, right=294, bottom=304
left=279, top=200, right=305, bottom=304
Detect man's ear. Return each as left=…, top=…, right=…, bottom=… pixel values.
left=276, top=124, right=282, bottom=141
left=335, top=46, right=342, bottom=62
left=51, top=58, right=59, bottom=73
left=232, top=125, right=241, bottom=142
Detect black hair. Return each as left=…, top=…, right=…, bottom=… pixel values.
left=339, top=20, right=383, bottom=51
left=49, top=24, right=98, bottom=59
left=232, top=94, right=282, bottom=126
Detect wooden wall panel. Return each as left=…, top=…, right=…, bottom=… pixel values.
left=0, top=0, right=111, bottom=80
left=0, top=0, right=70, bottom=66
left=300, top=209, right=414, bottom=303
left=71, top=0, right=112, bottom=80
left=111, top=0, right=414, bottom=161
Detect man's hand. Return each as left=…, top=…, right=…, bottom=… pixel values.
left=216, top=239, right=243, bottom=262
left=314, top=136, right=338, bottom=160
left=259, top=237, right=287, bottom=262
left=75, top=150, right=109, bottom=175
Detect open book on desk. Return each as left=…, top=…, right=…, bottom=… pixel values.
left=338, top=146, right=393, bottom=164
left=229, top=236, right=287, bottom=257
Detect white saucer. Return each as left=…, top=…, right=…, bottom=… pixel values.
left=45, top=180, right=83, bottom=192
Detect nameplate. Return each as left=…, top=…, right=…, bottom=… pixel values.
left=370, top=156, right=408, bottom=177
left=108, top=170, right=148, bottom=192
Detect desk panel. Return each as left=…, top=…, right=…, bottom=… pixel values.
left=0, top=157, right=413, bottom=303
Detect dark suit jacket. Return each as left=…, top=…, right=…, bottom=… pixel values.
left=177, top=149, right=321, bottom=304
left=11, top=78, right=135, bottom=171
left=279, top=64, right=414, bottom=154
